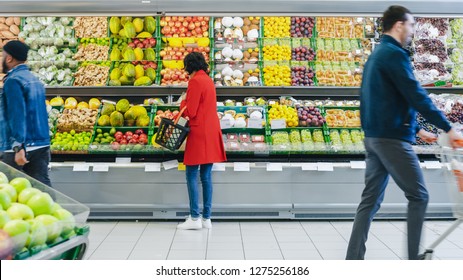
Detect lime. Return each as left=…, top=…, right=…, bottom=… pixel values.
left=96, top=128, right=103, bottom=134
left=70, top=129, right=76, bottom=135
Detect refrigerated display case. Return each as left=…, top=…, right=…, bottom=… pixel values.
left=1, top=0, right=463, bottom=219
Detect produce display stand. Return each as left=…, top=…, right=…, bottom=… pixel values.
left=0, top=162, right=90, bottom=260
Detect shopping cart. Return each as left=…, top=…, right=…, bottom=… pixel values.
left=419, top=138, right=463, bottom=260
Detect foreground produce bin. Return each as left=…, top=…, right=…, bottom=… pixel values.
left=0, top=161, right=90, bottom=260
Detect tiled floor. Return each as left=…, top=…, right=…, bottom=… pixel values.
left=84, top=220, right=463, bottom=260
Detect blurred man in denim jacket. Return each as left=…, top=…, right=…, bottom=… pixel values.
left=0, top=40, right=51, bottom=186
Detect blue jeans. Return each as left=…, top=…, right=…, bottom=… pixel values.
left=346, top=138, right=429, bottom=260
left=186, top=164, right=214, bottom=219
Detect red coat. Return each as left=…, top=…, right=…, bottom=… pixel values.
left=180, top=70, right=227, bottom=165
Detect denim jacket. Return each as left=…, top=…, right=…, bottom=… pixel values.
left=0, top=64, right=49, bottom=151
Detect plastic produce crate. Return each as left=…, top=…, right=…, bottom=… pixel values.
left=0, top=161, right=90, bottom=260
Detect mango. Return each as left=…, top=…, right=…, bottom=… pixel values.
left=145, top=68, right=156, bottom=82
left=134, top=76, right=153, bottom=86
left=119, top=75, right=134, bottom=85
left=133, top=18, right=144, bottom=33
left=135, top=65, right=145, bottom=79
left=101, top=103, right=115, bottom=116
left=120, top=16, right=132, bottom=26
left=110, top=111, right=124, bottom=127
left=118, top=28, right=126, bottom=37
left=134, top=47, right=144, bottom=61
left=136, top=32, right=152, bottom=38
left=124, top=22, right=136, bottom=38
left=98, top=115, right=110, bottom=126
left=109, top=17, right=121, bottom=34
left=123, top=64, right=136, bottom=78
left=144, top=48, right=156, bottom=61
left=123, top=49, right=136, bottom=61
left=144, top=16, right=156, bottom=33
left=110, top=68, right=122, bottom=81
left=110, top=48, right=121, bottom=61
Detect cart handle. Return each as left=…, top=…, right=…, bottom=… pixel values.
left=175, top=107, right=187, bottom=125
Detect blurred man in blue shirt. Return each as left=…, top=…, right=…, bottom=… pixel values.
left=346, top=6, right=463, bottom=260
left=1, top=40, right=51, bottom=186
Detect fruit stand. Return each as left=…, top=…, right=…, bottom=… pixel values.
left=1, top=0, right=463, bottom=219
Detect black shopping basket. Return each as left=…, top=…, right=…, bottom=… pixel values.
left=155, top=107, right=189, bottom=151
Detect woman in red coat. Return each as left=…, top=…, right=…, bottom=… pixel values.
left=177, top=52, right=227, bottom=230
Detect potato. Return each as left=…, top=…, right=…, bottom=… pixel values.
left=0, top=17, right=5, bottom=24
left=5, top=17, right=14, bottom=26
left=13, top=17, right=20, bottom=26
left=1, top=31, right=15, bottom=38
left=0, top=23, right=8, bottom=31
left=9, top=25, right=19, bottom=35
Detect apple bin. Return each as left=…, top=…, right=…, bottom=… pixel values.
left=0, top=162, right=90, bottom=260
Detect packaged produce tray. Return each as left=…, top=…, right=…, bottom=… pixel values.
left=0, top=161, right=90, bottom=260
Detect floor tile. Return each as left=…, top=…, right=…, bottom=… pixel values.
left=206, top=250, right=245, bottom=260
left=167, top=250, right=206, bottom=260
left=89, top=250, right=131, bottom=260
left=243, top=242, right=280, bottom=250
left=128, top=250, right=169, bottom=260
left=97, top=241, right=137, bottom=251
left=318, top=249, right=347, bottom=260
left=245, top=250, right=283, bottom=260
left=207, top=242, right=244, bottom=251
left=171, top=241, right=207, bottom=251
left=281, top=250, right=323, bottom=260
left=278, top=242, right=317, bottom=251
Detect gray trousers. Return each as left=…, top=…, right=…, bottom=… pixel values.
left=346, top=137, right=429, bottom=260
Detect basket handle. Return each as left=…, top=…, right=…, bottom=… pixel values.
left=175, top=106, right=187, bottom=125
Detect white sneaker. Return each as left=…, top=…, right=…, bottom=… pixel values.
left=202, top=218, right=212, bottom=229
left=177, top=216, right=202, bottom=230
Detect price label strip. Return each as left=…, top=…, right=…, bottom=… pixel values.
left=163, top=160, right=179, bottom=170
left=234, top=162, right=250, bottom=172
left=144, top=163, right=161, bottom=172
left=93, top=164, right=109, bottom=172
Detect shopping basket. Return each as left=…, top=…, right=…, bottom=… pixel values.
left=419, top=136, right=463, bottom=260
left=155, top=107, right=189, bottom=151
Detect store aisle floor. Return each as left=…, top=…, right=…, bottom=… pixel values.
left=84, top=220, right=463, bottom=260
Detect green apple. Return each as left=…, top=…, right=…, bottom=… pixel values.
left=0, top=183, right=17, bottom=202
left=26, top=219, right=48, bottom=248
left=9, top=177, right=32, bottom=195
left=35, top=215, right=62, bottom=243
left=3, top=219, right=30, bottom=250
left=0, top=210, right=11, bottom=228
left=0, top=172, right=8, bottom=184
left=27, top=193, right=54, bottom=216
left=53, top=208, right=76, bottom=235
left=18, top=188, right=42, bottom=204
left=6, top=203, right=34, bottom=220
left=50, top=203, right=63, bottom=214
left=0, top=190, right=12, bottom=210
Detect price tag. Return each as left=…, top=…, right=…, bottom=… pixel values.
left=144, top=163, right=161, bottom=172
left=271, top=119, right=286, bottom=130
left=350, top=161, right=366, bottom=169
left=317, top=162, right=334, bottom=171
left=220, top=119, right=232, bottom=129
left=234, top=162, right=250, bottom=172
left=93, top=164, right=109, bottom=172
left=115, top=157, right=131, bottom=164
left=247, top=118, right=263, bottom=129
left=301, top=163, right=318, bottom=171
left=163, top=160, right=179, bottom=170
left=267, top=163, right=283, bottom=172
left=212, top=163, right=226, bottom=171
left=72, top=163, right=89, bottom=172
left=424, top=161, right=442, bottom=169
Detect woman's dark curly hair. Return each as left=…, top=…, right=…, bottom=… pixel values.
left=184, top=52, right=209, bottom=75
